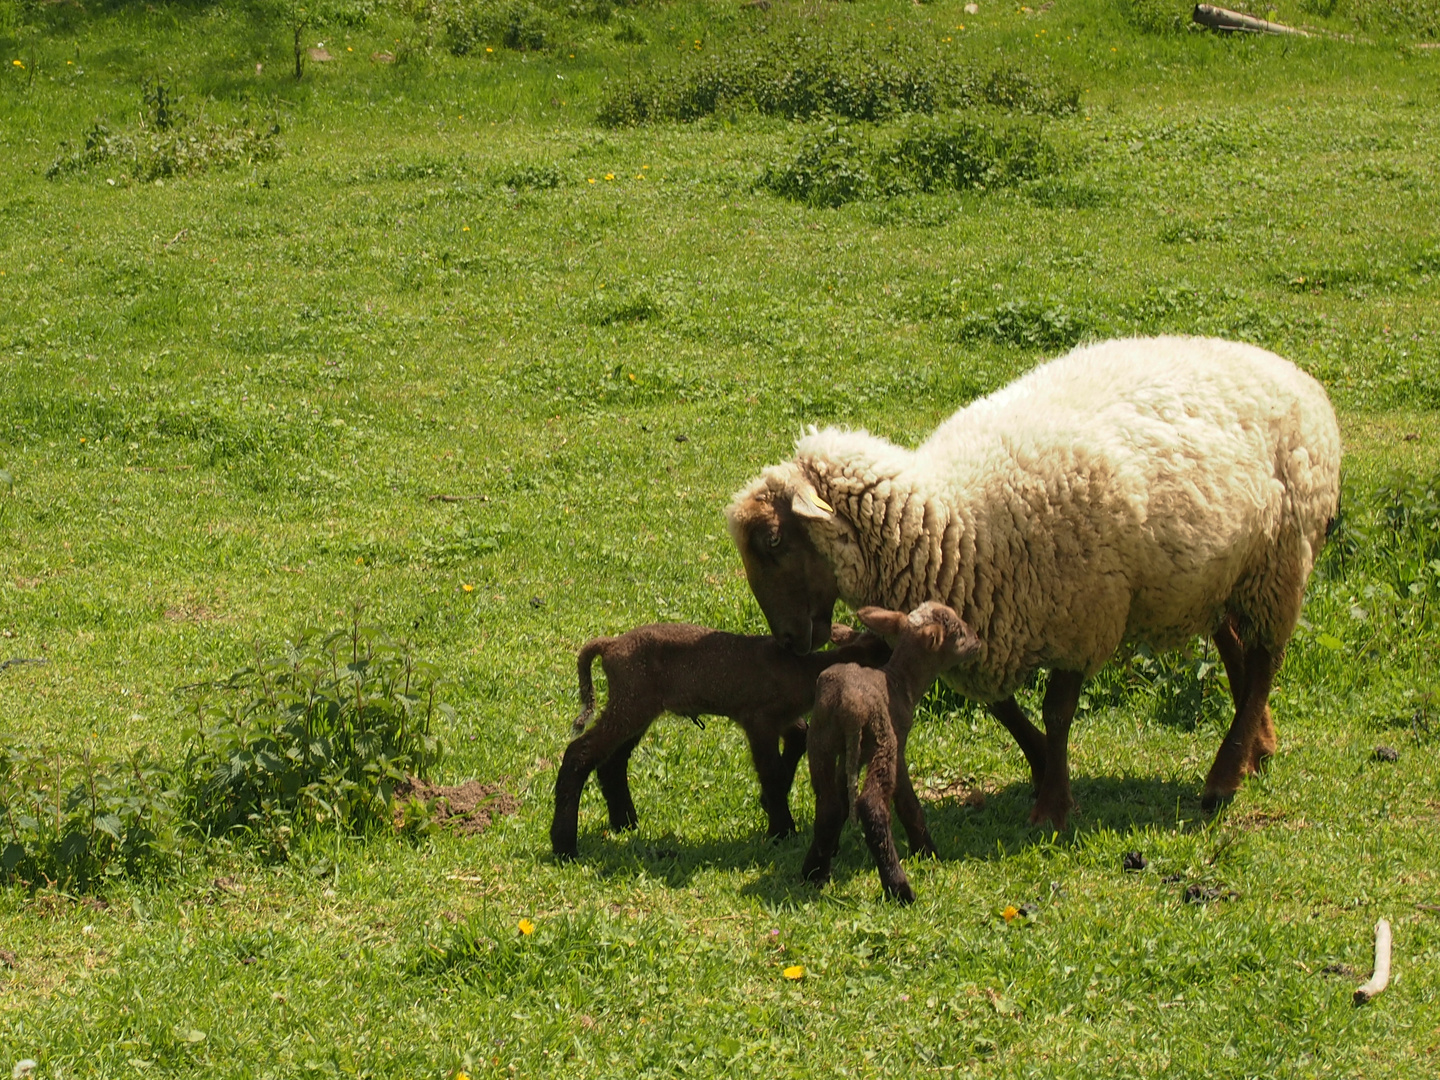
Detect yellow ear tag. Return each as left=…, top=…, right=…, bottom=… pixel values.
left=812, top=494, right=834, bottom=513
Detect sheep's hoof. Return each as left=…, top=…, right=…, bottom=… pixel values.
left=552, top=846, right=579, bottom=863
left=1028, top=795, right=1072, bottom=830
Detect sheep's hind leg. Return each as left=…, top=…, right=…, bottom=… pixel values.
left=595, top=733, right=644, bottom=832
left=1212, top=619, right=1275, bottom=777
left=891, top=719, right=937, bottom=859
left=552, top=722, right=643, bottom=860
left=802, top=737, right=847, bottom=888
left=1202, top=643, right=1278, bottom=811
left=989, top=697, right=1047, bottom=789
left=1029, top=671, right=1083, bottom=830
left=855, top=720, right=914, bottom=903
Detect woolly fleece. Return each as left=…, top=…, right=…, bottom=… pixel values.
left=731, top=336, right=1341, bottom=703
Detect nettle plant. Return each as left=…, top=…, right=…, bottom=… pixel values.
left=182, top=608, right=449, bottom=855
left=0, top=746, right=181, bottom=890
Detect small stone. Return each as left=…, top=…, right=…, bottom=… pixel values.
left=964, top=2, right=979, bottom=11
left=1373, top=745, right=1398, bottom=762
left=675, top=433, right=689, bottom=442
left=529, top=597, right=544, bottom=609
left=1122, top=851, right=1147, bottom=872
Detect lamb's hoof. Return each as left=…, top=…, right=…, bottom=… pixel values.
left=910, top=838, right=939, bottom=860
left=552, top=846, right=579, bottom=863
left=1200, top=788, right=1235, bottom=813
left=766, top=821, right=798, bottom=842
left=886, top=879, right=917, bottom=905
left=608, top=814, right=639, bottom=832
left=801, top=855, right=831, bottom=887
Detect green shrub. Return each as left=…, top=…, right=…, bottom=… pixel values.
left=959, top=298, right=1092, bottom=349
left=442, top=0, right=552, bottom=53
left=597, top=25, right=1079, bottom=127
left=0, top=746, right=181, bottom=890
left=758, top=126, right=876, bottom=208
left=759, top=118, right=1058, bottom=207
left=181, top=609, right=449, bottom=852
left=47, top=116, right=281, bottom=182
left=1121, top=0, right=1193, bottom=34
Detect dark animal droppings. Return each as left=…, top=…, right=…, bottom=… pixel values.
left=1373, top=745, right=1398, bottom=762
left=1122, top=851, right=1147, bottom=872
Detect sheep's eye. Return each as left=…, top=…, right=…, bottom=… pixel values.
left=768, top=533, right=782, bottom=549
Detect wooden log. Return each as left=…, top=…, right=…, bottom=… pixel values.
left=1192, top=4, right=1310, bottom=35
left=1354, top=918, right=1392, bottom=1004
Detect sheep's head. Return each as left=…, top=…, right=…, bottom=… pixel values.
left=727, top=465, right=840, bottom=655
left=856, top=602, right=981, bottom=668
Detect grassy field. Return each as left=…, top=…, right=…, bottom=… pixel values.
left=2, top=0, right=1440, bottom=1074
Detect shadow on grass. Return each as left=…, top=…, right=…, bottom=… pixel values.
left=562, top=773, right=1214, bottom=900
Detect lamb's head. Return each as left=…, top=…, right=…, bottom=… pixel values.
left=727, top=464, right=840, bottom=655
left=856, top=602, right=982, bottom=673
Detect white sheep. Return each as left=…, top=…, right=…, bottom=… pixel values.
left=727, top=336, right=1341, bottom=826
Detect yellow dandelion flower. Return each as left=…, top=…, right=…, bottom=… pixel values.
left=627, top=372, right=636, bottom=381
left=642, top=164, right=649, bottom=169
left=462, top=225, right=470, bottom=231
left=355, top=556, right=364, bottom=565
left=605, top=173, right=615, bottom=180
left=518, top=918, right=535, bottom=936
left=783, top=965, right=805, bottom=980
left=588, top=177, right=596, bottom=184
left=456, top=1072, right=471, bottom=1080
left=12, top=60, right=22, bottom=68
left=486, top=47, right=493, bottom=53
left=1002, top=905, right=1019, bottom=922
left=462, top=583, right=474, bottom=592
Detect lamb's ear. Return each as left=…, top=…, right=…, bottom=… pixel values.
left=829, top=623, right=860, bottom=646
left=790, top=482, right=834, bottom=521
left=856, top=606, right=907, bottom=637
left=916, top=624, right=946, bottom=652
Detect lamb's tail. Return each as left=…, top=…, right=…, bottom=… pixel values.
left=842, top=723, right=863, bottom=823
left=573, top=637, right=612, bottom=735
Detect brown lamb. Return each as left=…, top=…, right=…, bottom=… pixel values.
left=550, top=622, right=891, bottom=860
left=802, top=602, right=981, bottom=903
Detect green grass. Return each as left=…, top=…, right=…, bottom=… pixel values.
left=2, top=0, right=1440, bottom=1074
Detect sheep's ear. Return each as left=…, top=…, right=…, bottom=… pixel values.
left=856, top=607, right=907, bottom=637
left=791, top=483, right=834, bottom=521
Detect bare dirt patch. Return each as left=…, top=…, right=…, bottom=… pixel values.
left=917, top=775, right=992, bottom=808
left=393, top=778, right=520, bottom=835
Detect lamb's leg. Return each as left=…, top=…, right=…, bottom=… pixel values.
left=744, top=723, right=798, bottom=839
left=855, top=720, right=914, bottom=903
left=801, top=735, right=847, bottom=887
left=1202, top=643, right=1278, bottom=811
left=988, top=696, right=1047, bottom=788
left=776, top=718, right=809, bottom=821
left=1029, top=671, right=1083, bottom=829
left=595, top=733, right=644, bottom=832
left=552, top=718, right=646, bottom=859
left=890, top=718, right=937, bottom=859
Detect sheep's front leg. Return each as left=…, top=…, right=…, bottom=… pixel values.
left=743, top=721, right=799, bottom=839
left=1029, top=671, right=1083, bottom=829
left=855, top=720, right=914, bottom=903
left=988, top=696, right=1047, bottom=789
